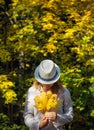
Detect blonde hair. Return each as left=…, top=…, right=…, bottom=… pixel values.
left=33, top=80, right=41, bottom=89
left=33, top=79, right=64, bottom=94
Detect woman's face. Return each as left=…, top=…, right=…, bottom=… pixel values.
left=42, top=84, right=53, bottom=92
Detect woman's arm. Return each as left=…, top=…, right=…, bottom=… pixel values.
left=23, top=98, right=40, bottom=130
left=23, top=88, right=48, bottom=130
left=56, top=88, right=73, bottom=126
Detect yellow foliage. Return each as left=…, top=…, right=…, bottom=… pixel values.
left=86, top=59, right=94, bottom=67
left=0, top=75, right=17, bottom=104
left=42, top=23, right=53, bottom=30
left=69, top=12, right=80, bottom=20
left=34, top=92, right=48, bottom=113
left=0, top=0, right=5, bottom=4
left=26, top=64, right=30, bottom=68
left=46, top=91, right=52, bottom=99
left=42, top=0, right=56, bottom=9
left=46, top=94, right=61, bottom=111
left=42, top=12, right=54, bottom=22
left=0, top=75, right=14, bottom=91
left=44, top=43, right=56, bottom=53
left=66, top=67, right=81, bottom=74
left=34, top=91, right=61, bottom=113
left=3, top=90, right=17, bottom=104
left=12, top=0, right=18, bottom=6
left=89, top=76, right=94, bottom=83
left=90, top=110, right=94, bottom=117
left=64, top=29, right=75, bottom=38
left=76, top=11, right=91, bottom=28
left=82, top=11, right=91, bottom=22
left=0, top=82, right=14, bottom=93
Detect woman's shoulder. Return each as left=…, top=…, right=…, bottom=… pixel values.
left=27, top=85, right=39, bottom=96
left=59, top=86, right=71, bottom=96
left=26, top=86, right=40, bottom=101
left=28, top=85, right=36, bottom=92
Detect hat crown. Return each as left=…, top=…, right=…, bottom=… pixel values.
left=34, top=59, right=60, bottom=84
left=39, top=60, right=56, bottom=80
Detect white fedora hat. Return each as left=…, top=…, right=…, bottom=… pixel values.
left=34, top=59, right=60, bottom=84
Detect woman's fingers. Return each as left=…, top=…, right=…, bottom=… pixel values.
left=39, top=116, right=48, bottom=128
left=45, top=112, right=57, bottom=121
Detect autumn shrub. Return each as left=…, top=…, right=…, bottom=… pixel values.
left=0, top=113, right=28, bottom=130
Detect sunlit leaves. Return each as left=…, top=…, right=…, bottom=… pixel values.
left=60, top=67, right=82, bottom=88
left=0, top=75, right=17, bottom=104
left=12, top=0, right=18, bottom=6
left=0, top=0, right=94, bottom=128
left=63, top=29, right=76, bottom=38
left=3, top=89, right=17, bottom=104
left=89, top=83, right=94, bottom=97
left=43, top=43, right=57, bottom=55
left=0, top=48, right=11, bottom=62
left=34, top=91, right=61, bottom=113
left=90, top=110, right=94, bottom=117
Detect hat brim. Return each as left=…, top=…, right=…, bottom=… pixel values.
left=34, top=64, right=60, bottom=84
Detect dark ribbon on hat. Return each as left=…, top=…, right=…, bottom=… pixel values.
left=38, top=70, right=58, bottom=82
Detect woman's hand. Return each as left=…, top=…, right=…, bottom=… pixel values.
left=44, top=111, right=57, bottom=121
left=39, top=116, right=48, bottom=128
left=39, top=112, right=57, bottom=128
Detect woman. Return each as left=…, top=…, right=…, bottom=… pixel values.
left=23, top=59, right=73, bottom=130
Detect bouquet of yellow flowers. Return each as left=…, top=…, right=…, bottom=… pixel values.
left=34, top=91, right=61, bottom=113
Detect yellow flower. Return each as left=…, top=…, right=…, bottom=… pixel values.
left=3, top=89, right=17, bottom=104
left=46, top=94, right=61, bottom=111
left=46, top=91, right=52, bottom=99
left=34, top=92, right=48, bottom=113
left=34, top=91, right=61, bottom=113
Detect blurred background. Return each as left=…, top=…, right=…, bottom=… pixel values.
left=0, top=0, right=94, bottom=129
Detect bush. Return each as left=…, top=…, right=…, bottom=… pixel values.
left=0, top=113, right=28, bottom=130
